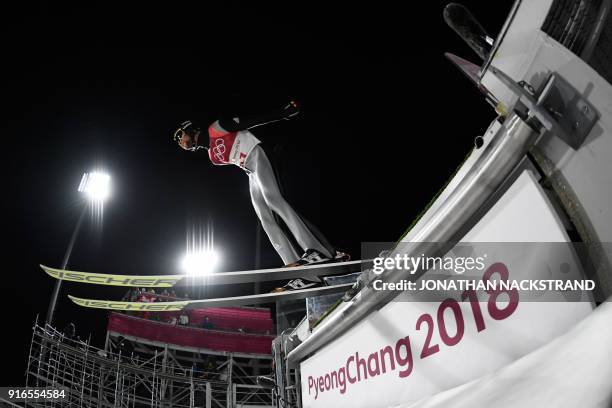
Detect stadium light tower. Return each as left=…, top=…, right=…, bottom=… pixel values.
left=46, top=171, right=111, bottom=326
left=78, top=172, right=111, bottom=202
left=181, top=249, right=220, bottom=276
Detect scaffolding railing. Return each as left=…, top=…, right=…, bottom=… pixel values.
left=24, top=321, right=273, bottom=408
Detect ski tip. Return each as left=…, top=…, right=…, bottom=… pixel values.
left=67, top=295, right=81, bottom=304
left=40, top=264, right=56, bottom=275
left=40, top=264, right=63, bottom=279
left=40, top=264, right=60, bottom=272
left=67, top=295, right=100, bottom=310
left=67, top=295, right=96, bottom=309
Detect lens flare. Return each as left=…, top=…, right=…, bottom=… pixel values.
left=181, top=250, right=219, bottom=276
left=78, top=172, right=111, bottom=202
left=181, top=221, right=220, bottom=276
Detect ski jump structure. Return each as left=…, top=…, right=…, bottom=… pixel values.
left=278, top=1, right=612, bottom=407
left=38, top=1, right=612, bottom=407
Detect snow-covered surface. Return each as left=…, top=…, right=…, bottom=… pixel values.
left=403, top=299, right=612, bottom=408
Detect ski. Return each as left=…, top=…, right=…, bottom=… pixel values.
left=40, top=259, right=370, bottom=288
left=68, top=283, right=355, bottom=311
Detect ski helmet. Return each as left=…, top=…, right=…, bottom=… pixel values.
left=173, top=120, right=204, bottom=151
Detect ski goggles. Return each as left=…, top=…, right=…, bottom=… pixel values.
left=173, top=120, right=195, bottom=143
left=173, top=128, right=186, bottom=143
left=174, top=120, right=205, bottom=151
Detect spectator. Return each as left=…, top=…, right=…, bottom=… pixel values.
left=179, top=313, right=189, bottom=326
left=137, top=289, right=147, bottom=302
left=129, top=288, right=139, bottom=301
left=161, top=289, right=170, bottom=300
left=125, top=289, right=139, bottom=316
left=144, top=289, right=157, bottom=320
left=202, top=358, right=216, bottom=379
left=206, top=359, right=215, bottom=372
left=202, top=316, right=214, bottom=330
left=148, top=288, right=157, bottom=301
left=135, top=289, right=147, bottom=318
left=218, top=367, right=229, bottom=382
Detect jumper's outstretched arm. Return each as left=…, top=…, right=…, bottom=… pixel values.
left=217, top=101, right=299, bottom=132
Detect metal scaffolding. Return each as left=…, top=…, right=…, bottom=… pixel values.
left=24, top=319, right=274, bottom=408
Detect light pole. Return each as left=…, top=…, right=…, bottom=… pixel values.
left=46, top=171, right=111, bottom=326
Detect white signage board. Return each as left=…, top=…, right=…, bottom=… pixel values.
left=300, top=171, right=594, bottom=408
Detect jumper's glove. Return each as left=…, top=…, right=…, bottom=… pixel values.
left=283, top=100, right=300, bottom=119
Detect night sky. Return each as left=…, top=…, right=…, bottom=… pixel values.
left=2, top=1, right=511, bottom=385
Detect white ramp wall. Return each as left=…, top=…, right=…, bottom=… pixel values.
left=300, top=171, right=594, bottom=408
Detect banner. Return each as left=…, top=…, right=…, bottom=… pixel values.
left=108, top=313, right=273, bottom=355
left=300, top=171, right=594, bottom=408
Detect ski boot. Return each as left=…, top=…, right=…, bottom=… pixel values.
left=272, top=249, right=352, bottom=292
left=270, top=277, right=321, bottom=293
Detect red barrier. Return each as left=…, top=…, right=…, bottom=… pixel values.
left=108, top=313, right=273, bottom=355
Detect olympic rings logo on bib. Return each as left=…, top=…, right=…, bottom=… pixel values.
left=212, top=138, right=227, bottom=162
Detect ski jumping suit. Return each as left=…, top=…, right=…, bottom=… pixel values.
left=208, top=117, right=335, bottom=264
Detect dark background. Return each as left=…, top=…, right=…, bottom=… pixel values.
left=1, top=1, right=511, bottom=385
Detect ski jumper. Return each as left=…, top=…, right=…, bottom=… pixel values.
left=207, top=117, right=335, bottom=264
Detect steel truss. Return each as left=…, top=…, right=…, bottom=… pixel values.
left=24, top=320, right=274, bottom=408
